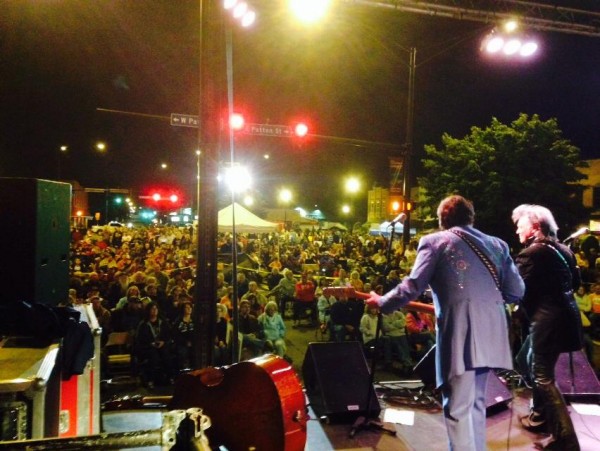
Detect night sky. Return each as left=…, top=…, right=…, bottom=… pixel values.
left=1, top=1, right=599, bottom=220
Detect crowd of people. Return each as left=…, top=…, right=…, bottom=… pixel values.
left=68, top=223, right=428, bottom=387
left=68, top=210, right=599, bottom=431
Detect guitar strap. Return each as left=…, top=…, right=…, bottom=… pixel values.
left=536, top=242, right=572, bottom=285
left=449, top=229, right=501, bottom=290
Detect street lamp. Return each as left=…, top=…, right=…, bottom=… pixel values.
left=289, top=0, right=331, bottom=24
left=345, top=176, right=360, bottom=195
left=224, top=164, right=252, bottom=193
left=57, top=145, right=68, bottom=179
left=279, top=188, right=293, bottom=230
left=344, top=176, right=360, bottom=228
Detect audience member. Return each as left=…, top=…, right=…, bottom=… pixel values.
left=214, top=303, right=232, bottom=366
left=239, top=299, right=265, bottom=357
left=258, top=301, right=287, bottom=358
left=360, top=302, right=393, bottom=368
left=172, top=301, right=195, bottom=371
left=134, top=302, right=174, bottom=388
left=382, top=310, right=413, bottom=374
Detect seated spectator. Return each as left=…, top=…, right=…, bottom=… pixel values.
left=90, top=294, right=111, bottom=346
left=245, top=293, right=264, bottom=318
left=115, top=285, right=143, bottom=310
left=241, top=281, right=268, bottom=310
left=214, top=304, right=232, bottom=366
left=267, top=269, right=296, bottom=319
left=293, top=272, right=316, bottom=327
left=588, top=283, right=600, bottom=340
left=265, top=267, right=284, bottom=291
left=258, top=301, right=287, bottom=358
left=349, top=270, right=364, bottom=293
left=219, top=287, right=234, bottom=321
left=172, top=301, right=195, bottom=371
left=129, top=271, right=147, bottom=294
left=134, top=302, right=174, bottom=388
left=405, top=310, right=435, bottom=356
left=236, top=272, right=250, bottom=300
left=239, top=299, right=265, bottom=358
left=105, top=271, right=129, bottom=309
left=360, top=303, right=392, bottom=368
left=382, top=310, right=413, bottom=374
left=164, top=286, right=185, bottom=321
left=269, top=255, right=283, bottom=271
left=330, top=293, right=358, bottom=342
left=332, top=268, right=349, bottom=287
left=317, top=289, right=336, bottom=334
left=111, top=295, right=144, bottom=336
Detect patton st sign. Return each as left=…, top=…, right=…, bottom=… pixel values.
left=245, top=123, right=293, bottom=137
left=170, top=113, right=293, bottom=137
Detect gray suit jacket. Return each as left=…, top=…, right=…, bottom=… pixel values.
left=380, top=225, right=525, bottom=387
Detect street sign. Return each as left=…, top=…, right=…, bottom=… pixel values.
left=170, top=114, right=294, bottom=137
left=170, top=113, right=199, bottom=128
left=245, top=123, right=293, bottom=137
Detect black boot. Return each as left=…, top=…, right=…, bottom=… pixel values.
left=535, top=383, right=580, bottom=451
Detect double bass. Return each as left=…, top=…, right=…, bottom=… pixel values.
left=168, top=354, right=307, bottom=451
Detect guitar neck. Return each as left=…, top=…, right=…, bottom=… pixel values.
left=323, top=287, right=435, bottom=315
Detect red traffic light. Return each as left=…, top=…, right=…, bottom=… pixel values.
left=229, top=113, right=245, bottom=131
left=294, top=122, right=309, bottom=137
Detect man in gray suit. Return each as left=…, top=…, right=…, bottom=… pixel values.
left=368, top=195, right=524, bottom=451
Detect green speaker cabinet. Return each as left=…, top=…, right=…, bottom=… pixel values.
left=0, top=178, right=71, bottom=306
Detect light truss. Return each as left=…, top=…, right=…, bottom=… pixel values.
left=342, top=0, right=600, bottom=37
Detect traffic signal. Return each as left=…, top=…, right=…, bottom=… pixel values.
left=404, top=201, right=416, bottom=212
left=294, top=122, right=309, bottom=138
left=229, top=113, right=245, bottom=131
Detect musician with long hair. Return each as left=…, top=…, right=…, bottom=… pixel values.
left=513, top=204, right=583, bottom=450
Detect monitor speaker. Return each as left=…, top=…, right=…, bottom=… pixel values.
left=556, top=350, right=600, bottom=402
left=302, top=341, right=381, bottom=423
left=0, top=178, right=71, bottom=306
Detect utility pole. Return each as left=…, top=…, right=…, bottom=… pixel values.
left=193, top=0, right=226, bottom=369
left=402, top=47, right=416, bottom=250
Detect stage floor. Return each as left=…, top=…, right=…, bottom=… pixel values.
left=304, top=383, right=600, bottom=451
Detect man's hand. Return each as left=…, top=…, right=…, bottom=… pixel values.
left=366, top=291, right=382, bottom=309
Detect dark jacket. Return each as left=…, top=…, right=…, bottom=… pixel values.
left=516, top=237, right=583, bottom=353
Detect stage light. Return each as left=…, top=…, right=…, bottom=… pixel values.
left=520, top=41, right=539, bottom=57
left=503, top=38, right=522, bottom=55
left=485, top=36, right=504, bottom=53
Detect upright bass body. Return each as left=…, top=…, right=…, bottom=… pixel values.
left=169, top=354, right=307, bottom=451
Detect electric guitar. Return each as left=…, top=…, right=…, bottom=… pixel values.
left=323, top=287, right=435, bottom=315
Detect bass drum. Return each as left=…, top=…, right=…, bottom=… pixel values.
left=169, top=354, right=307, bottom=451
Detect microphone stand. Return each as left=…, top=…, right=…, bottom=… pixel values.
left=349, top=223, right=400, bottom=438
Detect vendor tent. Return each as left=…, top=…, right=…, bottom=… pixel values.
left=218, top=203, right=279, bottom=233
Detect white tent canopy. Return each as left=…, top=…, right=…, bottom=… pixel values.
left=218, top=203, right=279, bottom=233
left=369, top=221, right=404, bottom=236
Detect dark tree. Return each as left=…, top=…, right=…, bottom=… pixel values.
left=419, top=114, right=588, bottom=247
